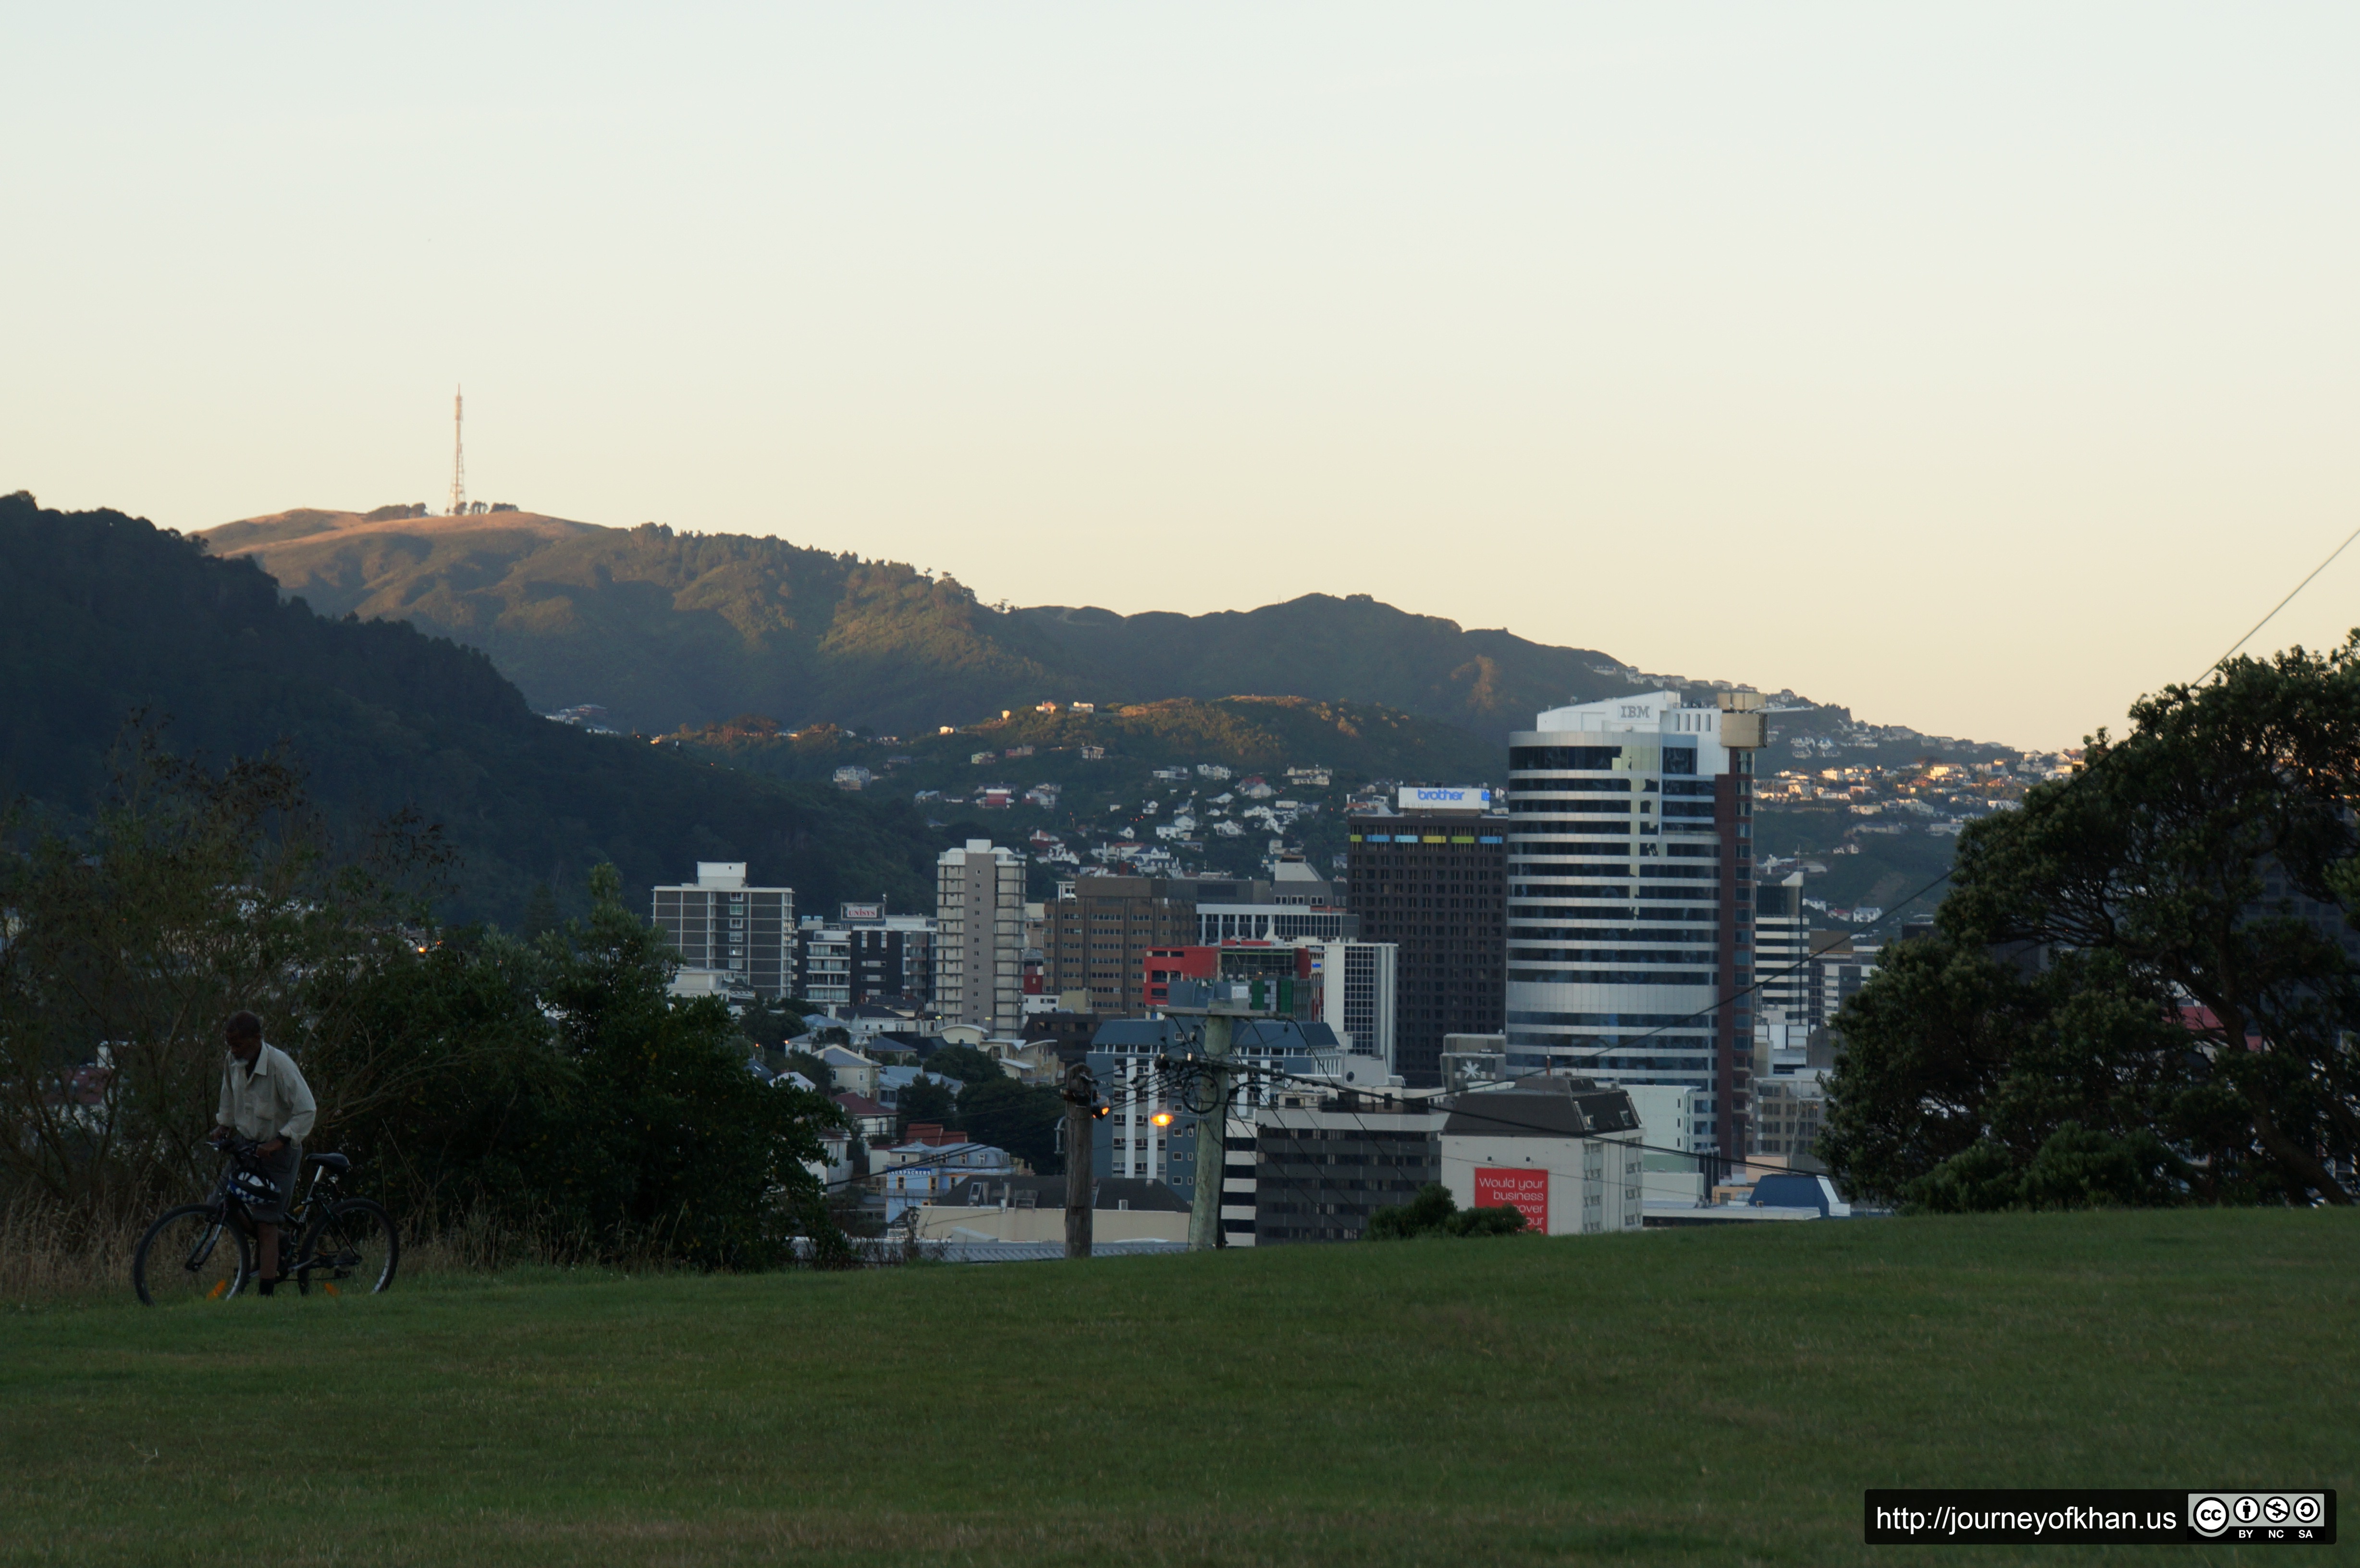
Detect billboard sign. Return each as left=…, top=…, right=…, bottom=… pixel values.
left=839, top=902, right=884, bottom=923
left=1474, top=1166, right=1550, bottom=1232
left=1397, top=786, right=1493, bottom=812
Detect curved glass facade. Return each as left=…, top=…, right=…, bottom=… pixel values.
left=1506, top=692, right=1758, bottom=1156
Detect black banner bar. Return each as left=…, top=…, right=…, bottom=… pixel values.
left=1864, top=1489, right=2335, bottom=1546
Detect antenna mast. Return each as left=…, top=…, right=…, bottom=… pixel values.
left=449, top=386, right=467, bottom=515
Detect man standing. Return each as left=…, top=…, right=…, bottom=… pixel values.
left=210, top=1010, right=317, bottom=1296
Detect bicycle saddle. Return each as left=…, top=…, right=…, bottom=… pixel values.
left=303, top=1152, right=351, bottom=1173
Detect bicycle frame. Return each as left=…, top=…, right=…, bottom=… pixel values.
left=200, top=1139, right=344, bottom=1255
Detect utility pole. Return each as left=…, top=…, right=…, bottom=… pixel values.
left=1061, top=1061, right=1096, bottom=1260
left=1187, top=1011, right=1239, bottom=1251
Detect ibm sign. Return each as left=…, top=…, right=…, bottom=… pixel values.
left=1396, top=786, right=1493, bottom=812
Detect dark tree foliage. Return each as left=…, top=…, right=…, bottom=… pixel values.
left=955, top=1076, right=1065, bottom=1175
left=0, top=493, right=946, bottom=926
left=1363, top=1183, right=1527, bottom=1239
left=923, top=1044, right=1004, bottom=1086
left=0, top=738, right=841, bottom=1266
left=779, top=1049, right=836, bottom=1091
left=510, top=864, right=836, bottom=1265
left=894, top=1077, right=958, bottom=1141
left=518, top=882, right=561, bottom=941
left=324, top=863, right=842, bottom=1265
left=0, top=732, right=444, bottom=1218
left=1821, top=641, right=2360, bottom=1208
left=734, top=998, right=809, bottom=1052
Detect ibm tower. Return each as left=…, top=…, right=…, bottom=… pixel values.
left=1505, top=691, right=1763, bottom=1156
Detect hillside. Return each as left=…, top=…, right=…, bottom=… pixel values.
left=0, top=493, right=946, bottom=926
left=677, top=695, right=1503, bottom=885
left=206, top=509, right=1637, bottom=740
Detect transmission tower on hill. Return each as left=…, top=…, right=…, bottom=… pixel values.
left=448, top=386, right=467, bottom=515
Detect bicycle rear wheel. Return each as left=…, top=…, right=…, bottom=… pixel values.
left=133, top=1205, right=250, bottom=1306
left=297, top=1198, right=399, bottom=1295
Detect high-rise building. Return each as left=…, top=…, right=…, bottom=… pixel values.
left=1344, top=794, right=1508, bottom=1088
left=1191, top=859, right=1358, bottom=943
left=1045, top=876, right=1199, bottom=1016
left=792, top=917, right=934, bottom=1008
left=934, top=840, right=1025, bottom=1033
left=1503, top=691, right=1765, bottom=1157
left=1754, top=872, right=1810, bottom=1024
left=650, top=862, right=793, bottom=998
left=1320, top=940, right=1398, bottom=1067
left=1807, top=937, right=1881, bottom=1030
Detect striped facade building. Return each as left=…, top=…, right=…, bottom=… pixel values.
left=1503, top=691, right=1764, bottom=1157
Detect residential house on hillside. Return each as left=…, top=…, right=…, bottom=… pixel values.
left=812, top=1044, right=879, bottom=1099
left=882, top=1138, right=1015, bottom=1223
left=831, top=1091, right=893, bottom=1146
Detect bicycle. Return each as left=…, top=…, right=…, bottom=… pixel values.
left=132, top=1136, right=400, bottom=1305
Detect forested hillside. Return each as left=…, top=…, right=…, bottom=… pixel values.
left=208, top=510, right=1635, bottom=739
left=0, top=493, right=944, bottom=925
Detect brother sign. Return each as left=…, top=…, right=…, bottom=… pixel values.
left=1395, top=786, right=1493, bottom=812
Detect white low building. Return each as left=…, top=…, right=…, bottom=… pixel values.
left=1439, top=1078, right=1645, bottom=1236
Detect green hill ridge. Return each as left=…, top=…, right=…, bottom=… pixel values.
left=206, top=508, right=1641, bottom=741
left=0, top=493, right=947, bottom=926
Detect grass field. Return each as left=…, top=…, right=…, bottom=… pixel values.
left=4, top=1210, right=2354, bottom=1567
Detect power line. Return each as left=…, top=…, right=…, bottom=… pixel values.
left=2194, top=519, right=2360, bottom=686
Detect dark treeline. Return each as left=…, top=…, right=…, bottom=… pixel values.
left=0, top=491, right=945, bottom=928
left=0, top=746, right=841, bottom=1265
left=1822, top=641, right=2360, bottom=1209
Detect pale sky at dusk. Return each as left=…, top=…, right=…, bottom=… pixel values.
left=7, top=4, right=2359, bottom=750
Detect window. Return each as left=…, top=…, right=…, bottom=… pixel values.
left=1511, top=746, right=1623, bottom=771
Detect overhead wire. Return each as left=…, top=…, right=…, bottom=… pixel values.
left=2192, top=519, right=2360, bottom=687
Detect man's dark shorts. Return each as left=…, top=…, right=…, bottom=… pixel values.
left=246, top=1142, right=303, bottom=1224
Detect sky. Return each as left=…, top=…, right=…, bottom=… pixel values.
left=7, top=4, right=2360, bottom=751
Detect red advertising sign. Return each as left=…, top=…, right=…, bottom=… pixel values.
left=1474, top=1166, right=1549, bottom=1232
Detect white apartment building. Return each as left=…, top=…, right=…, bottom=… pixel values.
left=934, top=839, right=1025, bottom=1033
left=1312, top=939, right=1398, bottom=1069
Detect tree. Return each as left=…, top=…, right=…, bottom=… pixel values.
left=1364, top=1184, right=1527, bottom=1239
left=895, top=1076, right=958, bottom=1141
left=781, top=1049, right=836, bottom=1091
left=1816, top=939, right=2206, bottom=1208
left=0, top=732, right=445, bottom=1221
left=737, top=998, right=808, bottom=1051
left=524, top=863, right=835, bottom=1265
left=1822, top=641, right=2360, bottom=1207
left=925, top=1043, right=1005, bottom=1086
left=955, top=1076, right=1064, bottom=1174
left=517, top=881, right=562, bottom=941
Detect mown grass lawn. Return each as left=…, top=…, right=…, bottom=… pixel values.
left=3, top=1209, right=2353, bottom=1567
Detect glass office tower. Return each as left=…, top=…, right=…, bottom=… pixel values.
left=1504, top=692, right=1763, bottom=1157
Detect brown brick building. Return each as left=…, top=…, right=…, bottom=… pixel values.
left=1045, top=877, right=1200, bottom=1017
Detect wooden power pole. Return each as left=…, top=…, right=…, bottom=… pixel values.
left=1061, top=1062, right=1096, bottom=1259
left=1187, top=1011, right=1238, bottom=1252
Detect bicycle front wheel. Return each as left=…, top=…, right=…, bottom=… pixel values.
left=297, top=1198, right=399, bottom=1295
left=133, top=1205, right=250, bottom=1306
